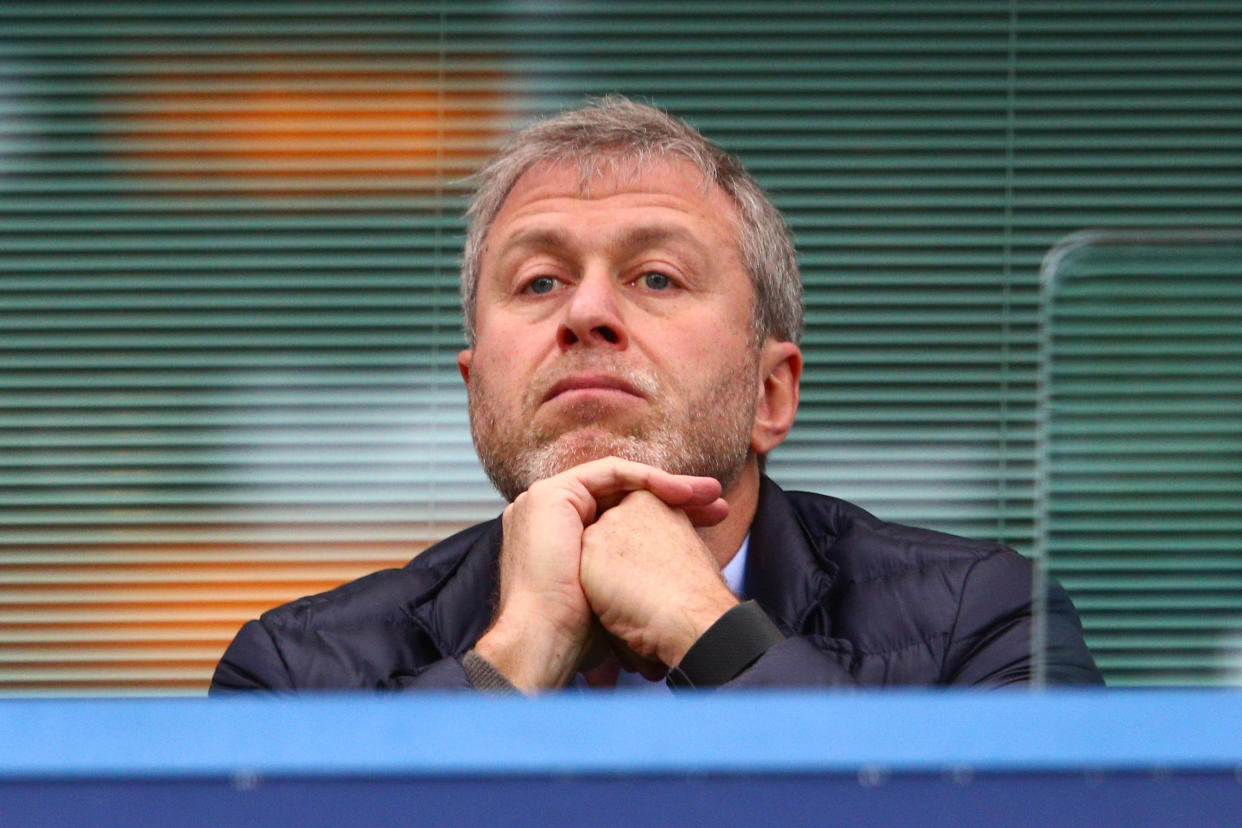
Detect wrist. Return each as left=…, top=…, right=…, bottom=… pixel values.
left=657, top=588, right=740, bottom=668
left=461, top=649, right=518, bottom=692
left=474, top=608, right=588, bottom=693
left=667, top=600, right=786, bottom=689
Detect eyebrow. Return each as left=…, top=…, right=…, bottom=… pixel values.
left=616, top=225, right=705, bottom=256
left=498, top=227, right=574, bottom=257
left=497, top=224, right=709, bottom=261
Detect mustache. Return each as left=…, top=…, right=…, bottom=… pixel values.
left=525, top=356, right=661, bottom=407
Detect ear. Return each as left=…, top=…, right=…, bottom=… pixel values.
left=751, top=340, right=802, bottom=455
left=457, top=349, right=473, bottom=384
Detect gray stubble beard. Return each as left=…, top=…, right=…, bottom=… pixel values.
left=467, top=354, right=760, bottom=503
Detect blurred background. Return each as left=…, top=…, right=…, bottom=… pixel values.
left=0, top=1, right=1237, bottom=694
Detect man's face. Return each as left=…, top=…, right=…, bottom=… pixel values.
left=459, top=155, right=763, bottom=501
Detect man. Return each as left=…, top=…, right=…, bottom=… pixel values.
left=211, top=97, right=1101, bottom=693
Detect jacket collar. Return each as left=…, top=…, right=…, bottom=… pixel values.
left=745, top=475, right=839, bottom=634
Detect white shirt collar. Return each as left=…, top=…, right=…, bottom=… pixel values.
left=721, top=533, right=750, bottom=599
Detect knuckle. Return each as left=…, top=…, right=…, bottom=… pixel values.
left=523, top=478, right=560, bottom=503
left=626, top=488, right=659, bottom=506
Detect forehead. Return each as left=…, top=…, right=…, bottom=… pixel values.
left=486, top=155, right=743, bottom=247
left=515, top=153, right=716, bottom=201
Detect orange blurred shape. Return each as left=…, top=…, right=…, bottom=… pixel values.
left=109, top=59, right=506, bottom=197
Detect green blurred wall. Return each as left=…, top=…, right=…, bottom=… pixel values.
left=0, top=1, right=1238, bottom=691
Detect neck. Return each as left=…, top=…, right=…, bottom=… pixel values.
left=697, top=458, right=761, bottom=570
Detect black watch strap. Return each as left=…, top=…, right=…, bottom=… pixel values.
left=667, top=600, right=785, bottom=689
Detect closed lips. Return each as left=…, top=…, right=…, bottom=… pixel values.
left=543, top=374, right=645, bottom=402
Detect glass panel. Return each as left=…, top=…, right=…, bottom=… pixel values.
left=1036, top=231, right=1242, bottom=686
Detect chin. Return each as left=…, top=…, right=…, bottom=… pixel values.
left=536, top=429, right=669, bottom=475
left=480, top=419, right=750, bottom=502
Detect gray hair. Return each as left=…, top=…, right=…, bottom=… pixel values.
left=459, top=95, right=803, bottom=347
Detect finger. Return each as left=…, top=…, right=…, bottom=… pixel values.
left=681, top=497, right=730, bottom=528
left=611, top=637, right=670, bottom=681
left=532, top=457, right=722, bottom=527
left=592, top=490, right=626, bottom=515
left=608, top=489, right=728, bottom=528
left=561, top=456, right=721, bottom=506
left=576, top=618, right=612, bottom=673
left=645, top=476, right=725, bottom=508
left=643, top=472, right=723, bottom=507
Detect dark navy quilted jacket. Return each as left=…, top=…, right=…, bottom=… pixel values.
left=211, top=476, right=1103, bottom=692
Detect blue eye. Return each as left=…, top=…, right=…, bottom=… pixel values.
left=642, top=272, right=671, bottom=290
left=528, top=276, right=557, bottom=294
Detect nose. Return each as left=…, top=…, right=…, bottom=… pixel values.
left=557, top=269, right=629, bottom=351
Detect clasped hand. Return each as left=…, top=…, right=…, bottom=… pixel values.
left=472, top=456, right=740, bottom=692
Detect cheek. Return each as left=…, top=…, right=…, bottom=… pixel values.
left=469, top=335, right=545, bottom=407
left=477, top=310, right=554, bottom=359
left=465, top=346, right=505, bottom=403
left=668, top=323, right=750, bottom=375
left=473, top=328, right=526, bottom=375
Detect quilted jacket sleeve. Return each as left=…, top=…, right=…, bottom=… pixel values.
left=209, top=620, right=295, bottom=692
left=940, top=549, right=1101, bottom=686
left=208, top=618, right=475, bottom=694
left=721, top=636, right=860, bottom=687
left=717, top=547, right=1101, bottom=689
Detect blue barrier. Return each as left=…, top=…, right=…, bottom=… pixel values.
left=1, top=691, right=1239, bottom=826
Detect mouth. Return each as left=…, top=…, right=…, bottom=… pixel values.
left=542, top=373, right=646, bottom=404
